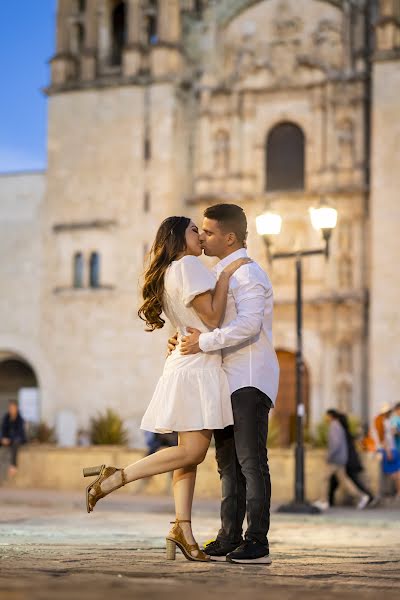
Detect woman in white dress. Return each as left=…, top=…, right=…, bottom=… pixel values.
left=83, top=216, right=249, bottom=562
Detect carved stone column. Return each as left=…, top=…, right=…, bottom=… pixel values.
left=158, top=0, right=181, bottom=43
left=51, top=0, right=77, bottom=85
left=128, top=0, right=142, bottom=43
left=240, top=92, right=256, bottom=191
left=124, top=0, right=142, bottom=76
left=97, top=0, right=110, bottom=70
left=375, top=0, right=400, bottom=56
left=81, top=0, right=98, bottom=81
left=151, top=0, right=182, bottom=77
left=56, top=0, right=69, bottom=54
left=230, top=95, right=241, bottom=176
left=195, top=112, right=212, bottom=195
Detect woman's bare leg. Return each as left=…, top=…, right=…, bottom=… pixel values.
left=172, top=462, right=197, bottom=547
left=99, top=430, right=212, bottom=494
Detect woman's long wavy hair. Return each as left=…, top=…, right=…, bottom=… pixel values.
left=138, top=216, right=191, bottom=331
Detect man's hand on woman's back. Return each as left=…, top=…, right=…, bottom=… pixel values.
left=167, top=331, right=179, bottom=355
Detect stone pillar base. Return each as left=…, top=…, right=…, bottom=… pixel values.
left=50, top=54, right=78, bottom=85
left=123, top=46, right=142, bottom=77
left=81, top=52, right=97, bottom=82
left=150, top=46, right=182, bottom=78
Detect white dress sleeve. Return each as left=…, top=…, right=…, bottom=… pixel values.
left=179, top=256, right=216, bottom=307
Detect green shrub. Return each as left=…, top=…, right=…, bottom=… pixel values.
left=27, top=421, right=56, bottom=444
left=346, top=415, right=362, bottom=438
left=313, top=420, right=329, bottom=448
left=267, top=415, right=281, bottom=448
left=90, top=409, right=128, bottom=445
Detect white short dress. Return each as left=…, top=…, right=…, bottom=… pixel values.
left=140, top=255, right=233, bottom=433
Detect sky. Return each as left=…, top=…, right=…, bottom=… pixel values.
left=0, top=1, right=56, bottom=173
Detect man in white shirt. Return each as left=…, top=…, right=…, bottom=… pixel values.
left=177, top=204, right=280, bottom=564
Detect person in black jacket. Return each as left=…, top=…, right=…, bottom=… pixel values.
left=1, top=400, right=26, bottom=477
left=328, top=410, right=375, bottom=506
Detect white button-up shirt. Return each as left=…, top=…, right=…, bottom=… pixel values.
left=198, top=249, right=280, bottom=404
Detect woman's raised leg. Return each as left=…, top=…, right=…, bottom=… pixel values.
left=87, top=430, right=212, bottom=500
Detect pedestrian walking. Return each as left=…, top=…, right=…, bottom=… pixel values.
left=313, top=409, right=370, bottom=511
left=390, top=403, right=400, bottom=455
left=328, top=411, right=374, bottom=507
left=381, top=408, right=400, bottom=500
left=1, top=400, right=26, bottom=478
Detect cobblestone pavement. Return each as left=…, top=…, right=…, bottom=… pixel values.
left=0, top=489, right=399, bottom=600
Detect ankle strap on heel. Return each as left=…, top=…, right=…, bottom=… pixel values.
left=120, top=469, right=127, bottom=486
left=170, top=519, right=191, bottom=524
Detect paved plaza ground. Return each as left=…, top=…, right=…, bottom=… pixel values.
left=0, top=488, right=399, bottom=600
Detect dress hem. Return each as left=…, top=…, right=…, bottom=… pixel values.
left=140, top=422, right=233, bottom=434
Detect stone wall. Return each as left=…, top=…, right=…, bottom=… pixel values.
left=8, top=445, right=381, bottom=503
left=369, top=13, right=400, bottom=418
left=40, top=85, right=183, bottom=439
left=0, top=173, right=51, bottom=415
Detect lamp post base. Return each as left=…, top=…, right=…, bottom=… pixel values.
left=277, top=501, right=321, bottom=515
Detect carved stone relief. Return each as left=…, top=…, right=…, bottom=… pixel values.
left=336, top=118, right=355, bottom=170
left=214, top=130, right=230, bottom=173
left=313, top=20, right=344, bottom=71
left=338, top=221, right=352, bottom=253
left=336, top=339, right=353, bottom=412
left=337, top=341, right=353, bottom=373
left=221, top=1, right=345, bottom=89
left=337, top=382, right=352, bottom=413
left=338, top=256, right=353, bottom=289
left=337, top=221, right=353, bottom=289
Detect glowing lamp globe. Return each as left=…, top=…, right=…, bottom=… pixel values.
left=256, top=211, right=282, bottom=237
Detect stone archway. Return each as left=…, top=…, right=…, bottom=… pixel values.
left=0, top=354, right=40, bottom=422
left=274, top=349, right=310, bottom=446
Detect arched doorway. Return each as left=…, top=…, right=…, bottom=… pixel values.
left=274, top=349, right=310, bottom=446
left=0, top=355, right=40, bottom=424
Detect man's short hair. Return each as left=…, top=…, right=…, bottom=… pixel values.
left=204, top=203, right=247, bottom=244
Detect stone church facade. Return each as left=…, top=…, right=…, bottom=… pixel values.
left=0, top=0, right=399, bottom=445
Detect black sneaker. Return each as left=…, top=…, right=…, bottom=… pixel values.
left=203, top=539, right=242, bottom=562
left=226, top=539, right=272, bottom=565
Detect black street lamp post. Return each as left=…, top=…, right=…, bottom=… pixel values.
left=257, top=207, right=337, bottom=514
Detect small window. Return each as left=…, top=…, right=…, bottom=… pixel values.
left=78, top=0, right=86, bottom=13
left=146, top=0, right=158, bottom=45
left=266, top=122, right=305, bottom=191
left=73, top=252, right=84, bottom=288
left=144, top=191, right=150, bottom=213
left=89, top=252, right=100, bottom=288
left=71, top=22, right=85, bottom=54
left=111, top=1, right=126, bottom=66
left=194, top=1, right=203, bottom=17
left=144, top=136, right=151, bottom=161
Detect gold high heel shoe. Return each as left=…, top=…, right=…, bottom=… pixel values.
left=166, top=519, right=210, bottom=562
left=83, top=464, right=127, bottom=513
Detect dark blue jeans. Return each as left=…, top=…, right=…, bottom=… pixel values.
left=214, top=387, right=272, bottom=548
